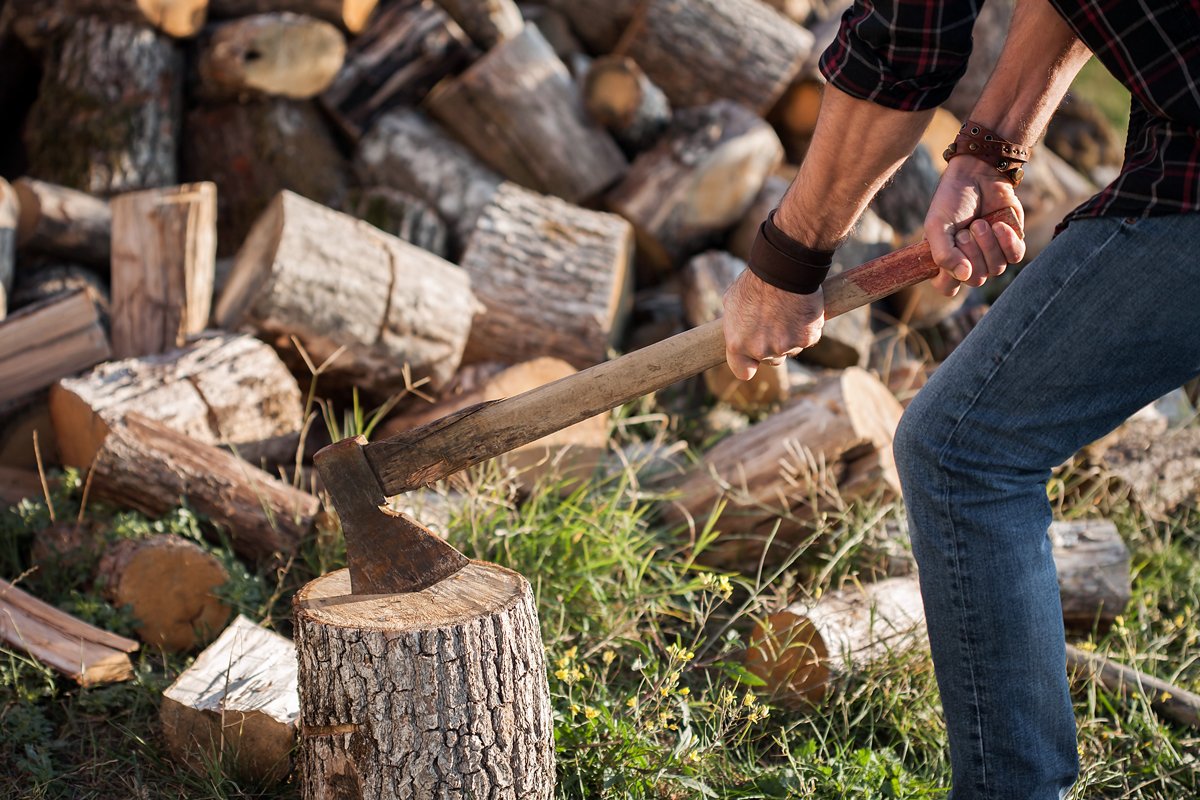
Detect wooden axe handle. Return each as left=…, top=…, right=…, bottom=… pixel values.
left=366, top=207, right=1021, bottom=494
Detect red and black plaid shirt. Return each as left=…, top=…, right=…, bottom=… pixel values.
left=819, top=0, right=1200, bottom=226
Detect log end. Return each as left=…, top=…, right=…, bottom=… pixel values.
left=745, top=610, right=831, bottom=705
left=142, top=0, right=210, bottom=38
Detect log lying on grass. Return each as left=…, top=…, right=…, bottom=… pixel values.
left=215, top=191, right=477, bottom=394
left=614, top=0, right=813, bottom=115
left=12, top=178, right=111, bottom=266
left=425, top=25, right=627, bottom=203
left=436, top=0, right=523, bottom=50
left=320, top=0, right=475, bottom=140
left=607, top=101, right=783, bottom=273
left=0, top=577, right=139, bottom=686
left=89, top=415, right=319, bottom=562
left=52, top=332, right=303, bottom=468
left=0, top=178, right=14, bottom=320
left=1091, top=426, right=1200, bottom=520
left=98, top=534, right=231, bottom=652
left=459, top=182, right=633, bottom=369
left=194, top=12, right=346, bottom=101
left=295, top=565, right=555, bottom=799
left=110, top=182, right=217, bottom=359
left=1050, top=519, right=1131, bottom=631
left=209, top=0, right=379, bottom=33
left=161, top=615, right=299, bottom=784
left=24, top=18, right=181, bottom=195
left=583, top=55, right=671, bottom=154
left=0, top=290, right=111, bottom=404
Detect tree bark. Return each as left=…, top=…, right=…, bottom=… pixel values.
left=353, top=108, right=501, bottom=255
left=0, top=290, right=111, bottom=405
left=1049, top=519, right=1131, bottom=631
left=424, top=24, right=627, bottom=203
left=346, top=186, right=449, bottom=259
left=110, top=182, right=217, bottom=359
left=9, top=262, right=110, bottom=327
left=215, top=190, right=477, bottom=395
left=614, top=0, right=812, bottom=115
left=182, top=99, right=348, bottom=258
left=607, top=101, right=783, bottom=273
left=24, top=18, right=181, bottom=195
left=540, top=0, right=635, bottom=55
left=12, top=178, right=112, bottom=267
left=0, top=178, right=15, bottom=320
left=209, top=0, right=379, bottom=33
left=663, top=368, right=903, bottom=572
left=458, top=182, right=633, bottom=370
left=194, top=12, right=346, bottom=101
left=51, top=331, right=303, bottom=469
left=294, top=564, right=555, bottom=800
left=681, top=250, right=788, bottom=411
left=320, top=0, right=476, bottom=141
left=88, top=414, right=320, bottom=562
left=435, top=0, right=522, bottom=49
left=97, top=534, right=232, bottom=652
left=161, top=614, right=300, bottom=785
left=583, top=55, right=671, bottom=154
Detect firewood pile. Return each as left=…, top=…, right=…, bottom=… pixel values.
left=0, top=0, right=1164, bottom=787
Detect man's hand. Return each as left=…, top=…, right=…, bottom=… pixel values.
left=723, top=269, right=824, bottom=381
left=925, top=156, right=1026, bottom=296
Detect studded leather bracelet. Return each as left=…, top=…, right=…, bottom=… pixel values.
left=943, top=120, right=1032, bottom=187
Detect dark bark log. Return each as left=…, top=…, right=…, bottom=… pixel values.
left=10, top=262, right=110, bottom=327
left=345, top=186, right=449, bottom=258
left=435, top=0, right=522, bottom=49
left=541, top=0, right=636, bottom=55
left=583, top=55, right=671, bottom=154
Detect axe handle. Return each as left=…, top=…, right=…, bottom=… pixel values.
left=366, top=207, right=1021, bottom=495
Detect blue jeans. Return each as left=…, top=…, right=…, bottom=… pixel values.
left=893, top=213, right=1200, bottom=800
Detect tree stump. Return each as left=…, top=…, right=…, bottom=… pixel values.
left=607, top=101, right=783, bottom=273
left=24, top=18, right=181, bottom=195
left=435, top=0, right=523, bottom=50
left=214, top=190, right=477, bottom=395
left=0, top=178, right=15, bottom=320
left=583, top=55, right=671, bottom=154
left=614, top=0, right=812, bottom=115
left=12, top=178, right=112, bottom=267
left=110, top=182, right=217, bottom=359
left=424, top=24, right=627, bottom=203
left=459, top=182, right=633, bottom=369
left=209, top=0, right=380, bottom=33
left=294, top=564, right=555, bottom=799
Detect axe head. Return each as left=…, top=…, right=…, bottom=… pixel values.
left=314, top=436, right=469, bottom=595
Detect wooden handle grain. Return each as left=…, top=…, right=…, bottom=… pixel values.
left=366, top=207, right=1021, bottom=494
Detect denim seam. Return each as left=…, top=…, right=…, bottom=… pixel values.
left=931, top=219, right=1127, bottom=799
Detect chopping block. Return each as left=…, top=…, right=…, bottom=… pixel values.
left=293, top=209, right=1022, bottom=800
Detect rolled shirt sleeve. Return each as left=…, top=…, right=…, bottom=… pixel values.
left=819, top=0, right=983, bottom=111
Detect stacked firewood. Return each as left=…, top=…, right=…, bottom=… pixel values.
left=0, top=0, right=1167, bottom=787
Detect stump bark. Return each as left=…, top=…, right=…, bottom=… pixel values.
left=110, top=182, right=217, bottom=358
left=24, top=18, right=181, bottom=195
left=295, top=564, right=555, bottom=800
left=0, top=290, right=111, bottom=404
left=209, top=0, right=379, bottom=33
left=424, top=24, right=627, bottom=203
left=459, top=182, right=633, bottom=369
left=214, top=190, right=477, bottom=395
left=12, top=178, right=112, bottom=267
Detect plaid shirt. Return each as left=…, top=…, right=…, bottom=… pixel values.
left=819, top=0, right=1200, bottom=226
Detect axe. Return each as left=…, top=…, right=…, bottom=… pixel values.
left=315, top=207, right=1021, bottom=595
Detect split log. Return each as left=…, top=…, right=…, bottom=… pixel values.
left=181, top=99, right=348, bottom=257
left=1050, top=520, right=1131, bottom=631
left=51, top=332, right=303, bottom=469
left=24, top=18, right=181, bottom=195
left=215, top=190, right=477, bottom=394
left=9, top=262, right=110, bottom=326
left=664, top=368, right=903, bottom=571
left=0, top=577, right=139, bottom=686
left=681, top=251, right=788, bottom=411
left=194, top=12, right=346, bottom=101
left=520, top=3, right=581, bottom=66
left=424, top=25, right=627, bottom=203
left=346, top=186, right=449, bottom=258
left=458, top=182, right=633, bottom=369
left=0, top=465, right=41, bottom=506
left=607, top=101, right=783, bottom=273
left=97, top=534, right=231, bottom=651
left=540, top=0, right=636, bottom=55
left=1092, top=426, right=1200, bottom=520
left=614, top=0, right=813, bottom=115
left=295, top=565, right=555, bottom=799
left=88, top=415, right=320, bottom=562
left=2, top=0, right=210, bottom=41
left=728, top=174, right=789, bottom=261
left=162, top=615, right=300, bottom=784
left=0, top=178, right=14, bottom=320
left=0, top=391, right=59, bottom=469
left=354, top=109, right=501, bottom=254
left=380, top=357, right=609, bottom=491
left=319, top=0, right=476, bottom=141
left=12, top=178, right=112, bottom=266
left=583, top=55, right=671, bottom=154
left=209, top=0, right=379, bottom=33
left=0, top=290, right=111, bottom=405
left=436, top=0, right=522, bottom=49
left=110, top=183, right=217, bottom=359
left=1066, top=644, right=1200, bottom=730
left=746, top=576, right=926, bottom=705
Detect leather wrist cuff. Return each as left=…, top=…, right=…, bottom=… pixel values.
left=747, top=209, right=835, bottom=295
left=943, top=120, right=1032, bottom=186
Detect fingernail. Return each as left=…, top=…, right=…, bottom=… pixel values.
left=956, top=230, right=972, bottom=245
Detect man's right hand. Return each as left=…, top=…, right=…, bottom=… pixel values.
left=722, top=269, right=825, bottom=381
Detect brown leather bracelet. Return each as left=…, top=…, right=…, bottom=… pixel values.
left=943, top=120, right=1031, bottom=186
left=747, top=209, right=835, bottom=295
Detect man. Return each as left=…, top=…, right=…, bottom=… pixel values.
left=722, top=1, right=1200, bottom=797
